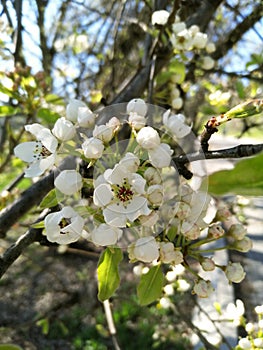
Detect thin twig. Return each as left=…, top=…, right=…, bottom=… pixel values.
left=103, top=300, right=121, bottom=350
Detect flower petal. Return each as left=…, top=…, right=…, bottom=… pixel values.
left=14, top=142, right=40, bottom=162
left=103, top=207, right=127, bottom=227
left=93, top=183, right=113, bottom=207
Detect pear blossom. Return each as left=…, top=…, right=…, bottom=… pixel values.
left=139, top=211, right=159, bottom=227
left=208, top=223, right=225, bottom=238
left=119, top=152, right=140, bottom=173
left=192, top=32, right=208, bottom=49
left=54, top=169, right=82, bottom=195
left=201, top=56, right=215, bottom=70
left=52, top=117, right=76, bottom=141
left=206, top=42, right=216, bottom=53
left=238, top=338, right=252, bottom=350
left=14, top=123, right=58, bottom=177
left=163, top=110, right=191, bottom=138
left=91, top=223, right=122, bottom=246
left=151, top=10, right=170, bottom=26
left=77, top=106, right=96, bottom=128
left=228, top=223, right=247, bottom=240
left=93, top=124, right=114, bottom=143
left=171, top=97, right=183, bottom=110
left=193, top=279, right=214, bottom=298
left=127, top=98, right=147, bottom=117
left=201, top=258, right=215, bottom=271
left=136, top=126, right=160, bottom=150
left=225, top=262, right=246, bottom=283
left=106, top=117, right=121, bottom=132
left=148, top=143, right=173, bottom=168
left=232, top=236, right=253, bottom=252
left=172, top=22, right=186, bottom=34
left=144, top=167, right=162, bottom=185
left=66, top=99, right=86, bottom=122
left=127, top=98, right=147, bottom=130
left=128, top=236, right=159, bottom=263
left=147, top=185, right=163, bottom=205
left=182, top=222, right=200, bottom=240
left=93, top=162, right=151, bottom=227
left=159, top=242, right=183, bottom=264
left=82, top=137, right=104, bottom=159
left=254, top=338, right=263, bottom=348
left=44, top=206, right=84, bottom=244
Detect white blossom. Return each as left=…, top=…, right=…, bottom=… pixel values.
left=82, top=137, right=104, bottom=159
left=201, top=56, right=215, bottom=70
left=139, top=211, right=159, bottom=227
left=128, top=236, right=159, bottom=263
left=228, top=223, right=247, bottom=240
left=93, top=124, right=114, bottom=143
left=148, top=143, right=173, bottom=168
left=225, top=262, right=246, bottom=283
left=151, top=10, right=170, bottom=26
left=93, top=162, right=151, bottom=227
left=52, top=117, right=76, bottom=141
left=77, top=106, right=96, bottom=128
left=119, top=152, right=140, bottom=173
left=127, top=98, right=147, bottom=117
left=193, top=279, right=214, bottom=298
left=233, top=236, right=253, bottom=252
left=159, top=242, right=184, bottom=264
left=192, top=32, right=208, bottom=49
left=147, top=185, right=163, bottom=205
left=171, top=97, right=183, bottom=110
left=44, top=206, right=84, bottom=244
left=144, top=167, right=162, bottom=185
left=91, top=224, right=122, bottom=246
left=238, top=338, right=252, bottom=350
left=136, top=126, right=160, bottom=150
left=206, top=42, right=216, bottom=53
left=163, top=110, right=191, bottom=138
left=66, top=99, right=86, bottom=122
left=14, top=123, right=58, bottom=177
left=201, top=258, right=215, bottom=271
left=54, top=169, right=82, bottom=195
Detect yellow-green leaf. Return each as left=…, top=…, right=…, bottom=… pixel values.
left=97, top=247, right=123, bottom=302
left=137, top=264, right=164, bottom=306
left=39, top=189, right=60, bottom=208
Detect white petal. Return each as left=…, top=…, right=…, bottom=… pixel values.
left=125, top=197, right=151, bottom=221
left=54, top=170, right=82, bottom=195
left=24, top=154, right=56, bottom=177
left=14, top=142, right=40, bottom=162
left=93, top=183, right=113, bottom=207
left=103, top=207, right=127, bottom=227
left=107, top=164, right=126, bottom=185
left=38, top=129, right=58, bottom=153
left=126, top=99, right=147, bottom=117
left=129, top=173, right=146, bottom=194
left=25, top=123, right=45, bottom=137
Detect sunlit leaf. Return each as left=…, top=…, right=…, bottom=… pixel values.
left=37, top=107, right=60, bottom=123
left=137, top=264, right=164, bottom=306
left=97, top=247, right=123, bottom=301
left=0, top=105, right=18, bottom=117
left=206, top=153, right=263, bottom=196
left=39, top=188, right=63, bottom=208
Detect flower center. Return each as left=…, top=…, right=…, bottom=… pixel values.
left=33, top=141, right=52, bottom=160
left=113, top=180, right=134, bottom=203
left=59, top=217, right=71, bottom=234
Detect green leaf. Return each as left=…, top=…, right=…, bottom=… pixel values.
left=0, top=345, right=23, bottom=350
left=97, top=247, right=123, bottom=301
left=137, top=264, right=164, bottom=306
left=0, top=105, right=18, bottom=117
left=36, top=107, right=60, bottom=123
left=170, top=60, right=186, bottom=84
left=39, top=189, right=61, bottom=208
left=36, top=318, right=50, bottom=335
left=224, top=99, right=263, bottom=119
left=206, top=153, right=263, bottom=196
left=31, top=220, right=45, bottom=229
left=45, top=93, right=64, bottom=105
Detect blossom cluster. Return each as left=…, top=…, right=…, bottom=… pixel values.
left=14, top=97, right=252, bottom=299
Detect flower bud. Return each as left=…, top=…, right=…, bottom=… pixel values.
left=206, top=42, right=216, bottom=53
left=175, top=202, right=191, bottom=220
left=136, top=126, right=160, bottom=150
left=201, top=258, right=215, bottom=271
left=254, top=338, right=263, bottom=348
left=91, top=224, right=122, bottom=246
left=119, top=152, right=140, bottom=173
left=201, top=56, right=215, bottom=70
left=225, top=262, right=246, bottom=283
left=193, top=279, right=214, bottom=298
left=93, top=124, right=114, bottom=143
left=66, top=99, right=86, bottom=122
left=128, top=236, right=159, bottom=263
left=228, top=223, right=247, bottom=240
left=232, top=236, right=253, bottom=252
left=215, top=206, right=232, bottom=221
left=171, top=97, right=183, bottom=110
left=147, top=185, right=163, bottom=205
left=54, top=169, right=82, bottom=195
left=144, top=167, right=162, bottom=185
left=208, top=223, right=225, bottom=239
left=182, top=222, right=200, bottom=240
left=238, top=338, right=252, bottom=350
left=82, top=137, right=104, bottom=159
left=77, top=106, right=96, bottom=128
left=159, top=242, right=183, bottom=264
left=151, top=10, right=170, bottom=26
left=52, top=117, right=76, bottom=141
left=192, top=32, right=207, bottom=49
left=127, top=98, right=147, bottom=116
left=148, top=143, right=173, bottom=168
